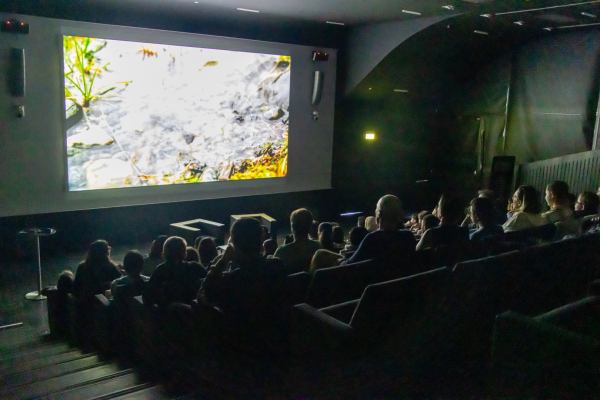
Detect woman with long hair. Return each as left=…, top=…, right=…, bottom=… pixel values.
left=502, top=186, right=546, bottom=232
left=197, top=237, right=218, bottom=268
left=73, top=240, right=122, bottom=299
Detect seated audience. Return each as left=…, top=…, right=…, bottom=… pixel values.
left=341, top=194, right=415, bottom=265
left=415, top=210, right=430, bottom=234
left=340, top=226, right=369, bottom=260
left=110, top=250, right=149, bottom=298
left=503, top=185, right=546, bottom=232
left=197, top=237, right=218, bottom=269
left=283, top=234, right=294, bottom=245
left=309, top=220, right=320, bottom=240
left=143, top=236, right=207, bottom=307
left=44, top=270, right=74, bottom=337
left=261, top=225, right=270, bottom=243
left=468, top=197, right=504, bottom=242
left=462, top=189, right=506, bottom=228
left=405, top=213, right=419, bottom=229
left=263, top=238, right=277, bottom=258
left=543, top=180, right=574, bottom=223
left=318, top=222, right=336, bottom=252
left=199, top=218, right=289, bottom=339
left=574, top=191, right=600, bottom=218
left=57, top=269, right=75, bottom=295
left=421, top=214, right=439, bottom=233
left=416, top=195, right=469, bottom=250
left=365, top=216, right=378, bottom=232
left=357, top=216, right=366, bottom=228
left=185, top=246, right=200, bottom=263
left=273, top=208, right=321, bottom=273
left=73, top=240, right=122, bottom=300
left=143, top=235, right=168, bottom=276
left=332, top=225, right=345, bottom=245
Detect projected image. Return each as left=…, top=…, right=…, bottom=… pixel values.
left=63, top=36, right=290, bottom=191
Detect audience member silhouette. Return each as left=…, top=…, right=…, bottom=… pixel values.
left=143, top=235, right=168, bottom=276
left=199, top=218, right=289, bottom=349
left=417, top=195, right=468, bottom=250
left=143, top=236, right=207, bottom=307
left=574, top=191, right=600, bottom=218
left=274, top=208, right=321, bottom=273
left=318, top=222, right=336, bottom=252
left=543, top=180, right=574, bottom=223
left=73, top=240, right=122, bottom=300
left=263, top=238, right=277, bottom=258
left=111, top=250, right=149, bottom=298
left=365, top=216, right=378, bottom=232
left=503, top=185, right=545, bottom=232
left=197, top=237, right=218, bottom=269
left=332, top=225, right=345, bottom=245
left=469, top=197, right=504, bottom=242
left=421, top=214, right=439, bottom=233
left=341, top=194, right=415, bottom=265
left=340, top=226, right=369, bottom=260
left=185, top=246, right=200, bottom=263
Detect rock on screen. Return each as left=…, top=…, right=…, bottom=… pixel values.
left=63, top=36, right=290, bottom=191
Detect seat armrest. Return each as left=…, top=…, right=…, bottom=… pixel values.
left=290, top=303, right=353, bottom=360
left=319, top=299, right=360, bottom=324
left=94, top=294, right=111, bottom=307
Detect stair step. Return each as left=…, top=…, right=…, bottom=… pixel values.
left=0, top=349, right=83, bottom=376
left=1, top=355, right=103, bottom=389
left=48, top=372, right=144, bottom=400
left=107, top=385, right=167, bottom=400
left=0, top=364, right=126, bottom=399
left=0, top=342, right=72, bottom=368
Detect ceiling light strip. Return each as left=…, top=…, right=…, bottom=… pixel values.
left=557, top=21, right=600, bottom=28
left=402, top=10, right=422, bottom=15
left=495, top=0, right=600, bottom=16
left=394, top=89, right=409, bottom=93
left=237, top=8, right=260, bottom=13
left=582, top=12, right=597, bottom=17
left=474, top=30, right=489, bottom=35
left=326, top=21, right=345, bottom=25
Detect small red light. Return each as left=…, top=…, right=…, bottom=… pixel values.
left=6, top=21, right=10, bottom=24
left=21, top=23, right=24, bottom=25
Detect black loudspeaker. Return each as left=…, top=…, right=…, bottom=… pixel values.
left=489, top=156, right=516, bottom=202
left=311, top=71, right=324, bottom=105
left=8, top=48, right=25, bottom=97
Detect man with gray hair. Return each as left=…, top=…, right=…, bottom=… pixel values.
left=341, top=194, right=416, bottom=265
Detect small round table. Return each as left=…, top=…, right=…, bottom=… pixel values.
left=18, top=228, right=56, bottom=301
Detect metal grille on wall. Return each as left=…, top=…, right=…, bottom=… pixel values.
left=518, top=149, right=600, bottom=196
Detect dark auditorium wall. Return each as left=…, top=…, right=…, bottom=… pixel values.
left=334, top=19, right=600, bottom=210
left=333, top=16, right=527, bottom=211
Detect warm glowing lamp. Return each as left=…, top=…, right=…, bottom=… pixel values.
left=365, top=133, right=375, bottom=140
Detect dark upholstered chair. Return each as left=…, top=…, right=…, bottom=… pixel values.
left=170, top=218, right=226, bottom=245
left=305, top=259, right=380, bottom=309
left=491, top=299, right=600, bottom=398
left=289, top=267, right=451, bottom=395
left=288, top=271, right=311, bottom=305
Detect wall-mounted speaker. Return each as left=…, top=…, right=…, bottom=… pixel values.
left=311, top=71, right=324, bottom=105
left=8, top=48, right=25, bottom=97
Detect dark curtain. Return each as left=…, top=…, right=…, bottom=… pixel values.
left=505, top=30, right=600, bottom=163
left=450, top=55, right=511, bottom=190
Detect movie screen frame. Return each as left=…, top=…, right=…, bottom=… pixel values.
left=61, top=33, right=291, bottom=192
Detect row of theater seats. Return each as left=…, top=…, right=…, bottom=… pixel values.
left=47, top=232, right=600, bottom=397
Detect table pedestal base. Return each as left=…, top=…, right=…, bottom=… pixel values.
left=26, top=291, right=46, bottom=301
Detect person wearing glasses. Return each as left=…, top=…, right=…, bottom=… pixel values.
left=574, top=191, right=600, bottom=219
